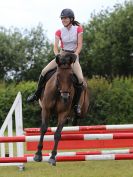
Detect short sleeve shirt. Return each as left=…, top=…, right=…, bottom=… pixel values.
left=55, top=25, right=83, bottom=51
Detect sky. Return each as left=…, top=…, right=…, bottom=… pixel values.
left=0, top=0, right=127, bottom=41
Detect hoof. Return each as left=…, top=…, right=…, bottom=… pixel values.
left=33, top=154, right=42, bottom=162
left=48, top=158, right=56, bottom=166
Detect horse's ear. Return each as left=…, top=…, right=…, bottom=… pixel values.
left=70, top=54, right=77, bottom=63
left=55, top=54, right=61, bottom=65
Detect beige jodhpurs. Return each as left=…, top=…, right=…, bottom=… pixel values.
left=41, top=57, right=84, bottom=84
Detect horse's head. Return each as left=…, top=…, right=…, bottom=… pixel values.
left=55, top=52, right=77, bottom=67
left=56, top=53, right=76, bottom=103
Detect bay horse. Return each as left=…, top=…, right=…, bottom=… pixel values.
left=34, top=53, right=89, bottom=166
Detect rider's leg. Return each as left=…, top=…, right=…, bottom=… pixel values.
left=71, top=58, right=84, bottom=115
left=27, top=59, right=57, bottom=103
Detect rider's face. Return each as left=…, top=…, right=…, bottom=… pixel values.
left=61, top=17, right=71, bottom=27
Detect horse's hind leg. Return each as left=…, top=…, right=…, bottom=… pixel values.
left=48, top=117, right=67, bottom=166
left=34, top=109, right=49, bottom=162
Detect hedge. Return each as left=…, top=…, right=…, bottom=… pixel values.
left=88, top=76, right=133, bottom=125
left=0, top=77, right=133, bottom=128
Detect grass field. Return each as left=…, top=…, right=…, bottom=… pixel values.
left=1, top=158, right=133, bottom=177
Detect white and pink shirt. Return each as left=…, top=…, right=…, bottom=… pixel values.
left=55, top=25, right=83, bottom=51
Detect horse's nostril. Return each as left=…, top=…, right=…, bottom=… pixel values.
left=61, top=93, right=70, bottom=104
left=61, top=92, right=70, bottom=98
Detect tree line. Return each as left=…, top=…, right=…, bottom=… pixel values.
left=0, top=1, right=133, bottom=82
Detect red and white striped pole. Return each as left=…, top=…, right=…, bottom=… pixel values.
left=1, top=133, right=133, bottom=142
left=24, top=149, right=133, bottom=157
left=1, top=154, right=133, bottom=163
left=25, top=124, right=133, bottom=133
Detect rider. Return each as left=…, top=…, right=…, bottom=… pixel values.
left=27, top=8, right=84, bottom=115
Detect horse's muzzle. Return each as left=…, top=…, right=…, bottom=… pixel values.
left=61, top=92, right=70, bottom=103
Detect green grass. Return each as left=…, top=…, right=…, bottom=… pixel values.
left=1, top=158, right=133, bottom=177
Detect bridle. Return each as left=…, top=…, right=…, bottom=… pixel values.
left=56, top=67, right=73, bottom=103
left=55, top=52, right=77, bottom=103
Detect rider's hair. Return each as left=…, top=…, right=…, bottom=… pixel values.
left=72, top=20, right=80, bottom=26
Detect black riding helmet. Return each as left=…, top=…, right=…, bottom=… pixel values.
left=60, top=8, right=75, bottom=19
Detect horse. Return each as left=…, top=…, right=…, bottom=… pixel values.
left=34, top=53, right=89, bottom=166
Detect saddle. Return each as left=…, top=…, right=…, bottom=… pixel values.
left=44, top=68, right=57, bottom=82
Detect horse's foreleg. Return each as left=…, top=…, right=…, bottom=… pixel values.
left=34, top=110, right=49, bottom=162
left=48, top=118, right=67, bottom=166
left=34, top=123, right=48, bottom=162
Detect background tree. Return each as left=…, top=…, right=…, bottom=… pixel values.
left=81, top=1, right=133, bottom=79
left=0, top=27, right=27, bottom=80
left=20, top=24, right=54, bottom=81
left=0, top=24, right=54, bottom=82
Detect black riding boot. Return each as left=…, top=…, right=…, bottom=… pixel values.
left=74, top=82, right=84, bottom=115
left=27, top=75, right=46, bottom=103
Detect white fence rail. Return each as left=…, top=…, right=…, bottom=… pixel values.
left=0, top=92, right=24, bottom=170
